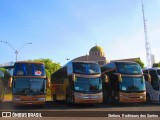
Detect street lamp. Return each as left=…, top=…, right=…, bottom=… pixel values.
left=1, top=41, right=32, bottom=61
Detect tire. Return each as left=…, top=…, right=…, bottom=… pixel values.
left=53, top=94, right=57, bottom=102
left=146, top=93, right=152, bottom=104
left=66, top=95, right=70, bottom=104
left=103, top=91, right=107, bottom=104
left=66, top=95, right=73, bottom=105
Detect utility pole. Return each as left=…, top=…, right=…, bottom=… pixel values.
left=1, top=41, right=32, bottom=61
left=141, top=0, right=152, bottom=68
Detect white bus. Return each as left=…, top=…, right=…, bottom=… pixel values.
left=143, top=68, right=160, bottom=103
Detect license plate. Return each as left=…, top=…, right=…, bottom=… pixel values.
left=27, top=103, right=32, bottom=104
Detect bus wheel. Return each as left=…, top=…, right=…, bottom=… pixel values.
left=66, top=95, right=70, bottom=104
left=146, top=93, right=152, bottom=104
left=103, top=94, right=108, bottom=104
left=66, top=95, right=72, bottom=105
left=53, top=94, right=57, bottom=102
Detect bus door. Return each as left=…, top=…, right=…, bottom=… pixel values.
left=149, top=70, right=160, bottom=102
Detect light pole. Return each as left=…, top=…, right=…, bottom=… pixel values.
left=1, top=41, right=32, bottom=61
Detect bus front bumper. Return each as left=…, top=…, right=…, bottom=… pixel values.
left=119, top=92, right=146, bottom=103
left=13, top=95, right=46, bottom=105
left=13, top=101, right=46, bottom=105
left=74, top=93, right=103, bottom=104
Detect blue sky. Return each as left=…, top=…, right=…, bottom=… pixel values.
left=0, top=0, right=160, bottom=66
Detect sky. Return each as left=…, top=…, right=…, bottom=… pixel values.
left=0, top=0, right=160, bottom=66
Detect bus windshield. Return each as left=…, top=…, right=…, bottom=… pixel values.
left=119, top=77, right=145, bottom=92
left=13, top=78, right=46, bottom=95
left=116, top=63, right=142, bottom=74
left=74, top=77, right=102, bottom=93
left=73, top=63, right=100, bottom=74
left=14, top=63, right=46, bottom=76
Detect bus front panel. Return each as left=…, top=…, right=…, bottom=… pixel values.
left=119, top=76, right=146, bottom=103
left=73, top=76, right=103, bottom=104
left=12, top=77, right=46, bottom=105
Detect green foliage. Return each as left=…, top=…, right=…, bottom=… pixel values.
left=31, top=58, right=61, bottom=79
left=0, top=68, right=11, bottom=88
left=152, top=62, right=160, bottom=67
left=0, top=68, right=10, bottom=78
left=135, top=59, right=145, bottom=68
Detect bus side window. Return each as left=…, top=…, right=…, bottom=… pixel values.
left=16, top=70, right=24, bottom=76
left=34, top=64, right=43, bottom=76
left=26, top=64, right=32, bottom=76
left=149, top=70, right=159, bottom=91
left=15, top=64, right=25, bottom=76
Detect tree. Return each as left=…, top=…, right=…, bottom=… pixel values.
left=0, top=68, right=11, bottom=88
left=135, top=59, right=145, bottom=68
left=152, top=63, right=160, bottom=67
left=32, top=58, right=61, bottom=79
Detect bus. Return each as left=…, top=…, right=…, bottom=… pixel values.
left=50, top=61, right=104, bottom=104
left=101, top=61, right=149, bottom=103
left=8, top=61, right=49, bottom=105
left=143, top=68, right=160, bottom=103
left=0, top=70, right=4, bottom=102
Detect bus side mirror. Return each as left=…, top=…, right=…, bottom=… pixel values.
left=114, top=73, right=122, bottom=82
left=102, top=74, right=109, bottom=83
left=143, top=74, right=151, bottom=82
left=148, top=74, right=151, bottom=83
left=118, top=74, right=122, bottom=82
left=8, top=76, right=12, bottom=88
left=72, top=74, right=76, bottom=82
left=46, top=77, right=50, bottom=88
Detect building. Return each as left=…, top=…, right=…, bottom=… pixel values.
left=72, top=45, right=110, bottom=66
left=72, top=45, right=142, bottom=66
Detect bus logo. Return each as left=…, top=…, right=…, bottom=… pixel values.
left=35, top=71, right=42, bottom=76
left=2, top=112, right=11, bottom=117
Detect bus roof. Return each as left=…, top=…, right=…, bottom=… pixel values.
left=110, top=61, right=137, bottom=64
left=72, top=61, right=98, bottom=64
left=143, top=67, right=160, bottom=71
left=101, top=61, right=138, bottom=67
left=15, top=61, right=44, bottom=65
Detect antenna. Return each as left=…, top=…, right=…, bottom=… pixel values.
left=141, top=0, right=152, bottom=68
left=95, top=40, right=97, bottom=46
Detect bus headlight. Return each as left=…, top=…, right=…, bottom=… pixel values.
left=37, top=98, right=45, bottom=101
left=115, top=96, right=119, bottom=100
left=140, top=96, right=143, bottom=99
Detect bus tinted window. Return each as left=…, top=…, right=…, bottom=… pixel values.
left=116, top=63, right=142, bottom=74
left=13, top=78, right=30, bottom=94
left=14, top=63, right=46, bottom=76
left=73, top=63, right=100, bottom=74
left=13, top=78, right=45, bottom=95
left=157, top=70, right=160, bottom=75
left=119, top=77, right=145, bottom=92
left=30, top=79, right=45, bottom=94
left=74, top=77, right=102, bottom=92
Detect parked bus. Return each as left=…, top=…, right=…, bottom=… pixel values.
left=0, top=70, right=4, bottom=102
left=143, top=68, right=160, bottom=103
left=50, top=61, right=104, bottom=104
left=8, top=61, right=48, bottom=105
left=101, top=61, right=149, bottom=103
